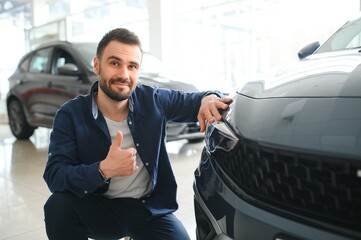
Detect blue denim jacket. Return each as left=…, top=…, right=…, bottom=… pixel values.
left=43, top=81, right=217, bottom=216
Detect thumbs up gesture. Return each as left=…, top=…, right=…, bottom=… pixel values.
left=99, top=131, right=138, bottom=179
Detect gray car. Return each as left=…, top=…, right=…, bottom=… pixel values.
left=193, top=14, right=361, bottom=240
left=6, top=41, right=204, bottom=142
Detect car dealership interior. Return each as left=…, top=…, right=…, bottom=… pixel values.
left=1, top=0, right=361, bottom=239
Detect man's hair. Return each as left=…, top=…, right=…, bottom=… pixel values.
left=96, top=28, right=143, bottom=58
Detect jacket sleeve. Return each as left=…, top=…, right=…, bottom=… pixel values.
left=43, top=107, right=108, bottom=198
left=155, top=88, right=223, bottom=122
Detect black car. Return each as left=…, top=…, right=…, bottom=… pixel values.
left=193, top=14, right=361, bottom=240
left=6, top=41, right=203, bottom=142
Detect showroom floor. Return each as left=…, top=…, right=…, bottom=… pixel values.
left=0, top=123, right=202, bottom=240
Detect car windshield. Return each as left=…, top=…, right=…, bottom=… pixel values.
left=316, top=14, right=361, bottom=53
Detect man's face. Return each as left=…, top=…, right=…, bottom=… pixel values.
left=93, top=41, right=142, bottom=101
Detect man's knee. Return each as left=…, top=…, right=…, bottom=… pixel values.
left=44, top=192, right=89, bottom=240
left=44, top=192, right=78, bottom=221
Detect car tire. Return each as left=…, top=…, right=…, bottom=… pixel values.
left=8, top=99, right=35, bottom=140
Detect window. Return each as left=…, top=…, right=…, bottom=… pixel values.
left=19, top=57, right=30, bottom=72
left=52, top=48, right=76, bottom=74
left=29, top=48, right=52, bottom=73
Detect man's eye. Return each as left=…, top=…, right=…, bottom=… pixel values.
left=111, top=61, right=119, bottom=66
left=129, top=65, right=138, bottom=70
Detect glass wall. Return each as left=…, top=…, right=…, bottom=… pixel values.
left=0, top=4, right=29, bottom=99
left=170, top=0, right=360, bottom=92
left=30, top=0, right=149, bottom=49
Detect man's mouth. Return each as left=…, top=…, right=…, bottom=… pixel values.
left=111, top=80, right=130, bottom=88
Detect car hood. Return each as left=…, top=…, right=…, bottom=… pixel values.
left=240, top=50, right=361, bottom=98
left=140, top=73, right=198, bottom=92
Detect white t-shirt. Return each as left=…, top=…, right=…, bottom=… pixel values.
left=103, top=116, right=152, bottom=199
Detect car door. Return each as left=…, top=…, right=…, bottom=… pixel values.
left=20, top=46, right=55, bottom=127
left=46, top=47, right=92, bottom=118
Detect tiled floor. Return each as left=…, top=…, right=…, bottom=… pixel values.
left=0, top=123, right=202, bottom=240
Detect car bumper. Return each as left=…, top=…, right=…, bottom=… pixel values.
left=193, top=149, right=358, bottom=240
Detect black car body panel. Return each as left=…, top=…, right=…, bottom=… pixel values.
left=6, top=41, right=204, bottom=142
left=194, top=14, right=361, bottom=240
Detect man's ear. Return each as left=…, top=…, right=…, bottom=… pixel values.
left=93, top=56, right=99, bottom=74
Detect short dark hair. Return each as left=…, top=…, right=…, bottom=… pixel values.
left=96, top=28, right=143, bottom=58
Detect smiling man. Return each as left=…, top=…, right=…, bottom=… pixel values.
left=43, top=28, right=232, bottom=240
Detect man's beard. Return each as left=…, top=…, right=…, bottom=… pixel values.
left=98, top=68, right=133, bottom=102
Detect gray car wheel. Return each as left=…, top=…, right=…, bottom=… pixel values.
left=8, top=99, right=35, bottom=140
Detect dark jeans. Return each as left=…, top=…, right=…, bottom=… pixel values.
left=44, top=192, right=191, bottom=240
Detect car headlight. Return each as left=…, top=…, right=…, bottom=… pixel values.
left=205, top=119, right=239, bottom=154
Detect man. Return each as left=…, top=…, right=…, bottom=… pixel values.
left=43, top=28, right=232, bottom=240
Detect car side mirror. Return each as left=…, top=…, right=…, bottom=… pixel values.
left=57, top=63, right=79, bottom=76
left=297, top=41, right=320, bottom=60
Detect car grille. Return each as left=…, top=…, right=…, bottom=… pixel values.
left=212, top=138, right=361, bottom=232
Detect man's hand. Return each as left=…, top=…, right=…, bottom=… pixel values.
left=99, top=131, right=138, bottom=179
left=197, top=94, right=233, bottom=132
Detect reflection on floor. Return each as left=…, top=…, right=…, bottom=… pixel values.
left=0, top=124, right=202, bottom=240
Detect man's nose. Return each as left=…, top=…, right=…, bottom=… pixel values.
left=117, top=65, right=129, bottom=79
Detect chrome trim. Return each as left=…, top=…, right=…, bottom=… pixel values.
left=193, top=182, right=232, bottom=239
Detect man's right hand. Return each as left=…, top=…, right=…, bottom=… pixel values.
left=99, top=131, right=138, bottom=179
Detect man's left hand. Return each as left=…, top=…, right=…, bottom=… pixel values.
left=197, top=94, right=233, bottom=132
